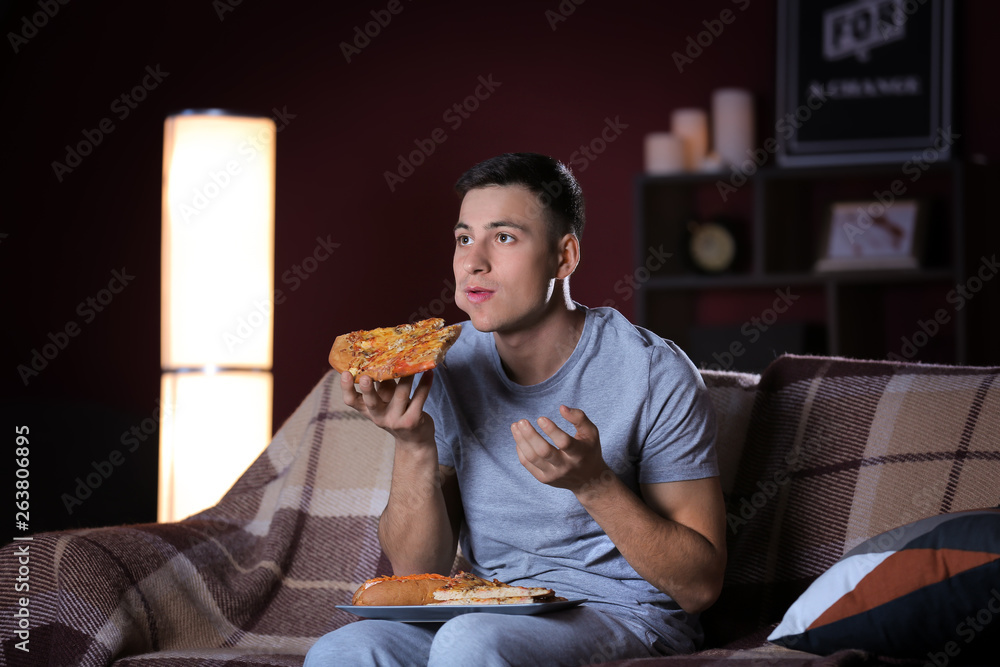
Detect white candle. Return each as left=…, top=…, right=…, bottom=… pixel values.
left=644, top=133, right=685, bottom=174
left=670, top=108, right=709, bottom=171
left=712, top=88, right=755, bottom=169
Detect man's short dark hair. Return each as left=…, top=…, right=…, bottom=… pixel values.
left=455, top=152, right=585, bottom=242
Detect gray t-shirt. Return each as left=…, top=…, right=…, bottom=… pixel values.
left=423, top=305, right=719, bottom=652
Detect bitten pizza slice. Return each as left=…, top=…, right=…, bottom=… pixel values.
left=329, top=318, right=462, bottom=383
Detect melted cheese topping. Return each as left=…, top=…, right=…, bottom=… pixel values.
left=346, top=319, right=460, bottom=381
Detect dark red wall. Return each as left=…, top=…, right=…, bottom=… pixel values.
left=3, top=0, right=998, bottom=534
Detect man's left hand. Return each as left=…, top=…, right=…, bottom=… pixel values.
left=511, top=405, right=612, bottom=494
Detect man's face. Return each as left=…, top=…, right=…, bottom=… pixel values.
left=453, top=185, right=565, bottom=334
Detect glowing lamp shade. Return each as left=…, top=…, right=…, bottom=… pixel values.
left=159, top=111, right=276, bottom=523
left=158, top=371, right=272, bottom=522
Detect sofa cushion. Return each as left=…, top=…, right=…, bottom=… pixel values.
left=767, top=508, right=1000, bottom=661
left=702, top=355, right=1000, bottom=647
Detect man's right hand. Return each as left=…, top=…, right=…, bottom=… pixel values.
left=342, top=369, right=459, bottom=576
left=340, top=370, right=436, bottom=447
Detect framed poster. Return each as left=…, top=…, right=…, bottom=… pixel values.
left=815, top=199, right=925, bottom=272
left=776, top=0, right=954, bottom=166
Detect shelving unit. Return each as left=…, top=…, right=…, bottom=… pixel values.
left=633, top=161, right=999, bottom=371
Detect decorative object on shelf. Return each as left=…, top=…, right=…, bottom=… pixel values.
left=711, top=88, right=755, bottom=169
left=776, top=0, right=955, bottom=166
left=670, top=108, right=709, bottom=171
left=685, top=218, right=739, bottom=274
left=815, top=199, right=925, bottom=272
left=643, top=132, right=686, bottom=174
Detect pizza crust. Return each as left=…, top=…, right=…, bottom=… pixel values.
left=328, top=333, right=355, bottom=375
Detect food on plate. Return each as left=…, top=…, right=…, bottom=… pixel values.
left=350, top=571, right=566, bottom=606
left=329, top=318, right=462, bottom=383
left=429, top=571, right=561, bottom=604
left=351, top=573, right=454, bottom=606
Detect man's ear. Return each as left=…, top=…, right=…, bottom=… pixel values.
left=555, top=233, right=581, bottom=280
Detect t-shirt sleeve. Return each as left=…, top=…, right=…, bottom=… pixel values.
left=422, top=370, right=457, bottom=468
left=637, top=342, right=719, bottom=484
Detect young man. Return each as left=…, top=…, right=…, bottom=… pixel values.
left=305, top=153, right=725, bottom=666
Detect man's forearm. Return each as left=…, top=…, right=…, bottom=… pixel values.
left=378, top=443, right=456, bottom=576
left=575, top=475, right=726, bottom=614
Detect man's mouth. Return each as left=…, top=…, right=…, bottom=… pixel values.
left=464, top=286, right=495, bottom=304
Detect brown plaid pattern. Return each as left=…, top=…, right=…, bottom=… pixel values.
left=702, top=355, right=1000, bottom=655
left=6, top=356, right=990, bottom=666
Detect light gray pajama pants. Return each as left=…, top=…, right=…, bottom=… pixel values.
left=304, top=605, right=674, bottom=666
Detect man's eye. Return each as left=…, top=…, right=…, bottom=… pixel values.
left=497, top=233, right=513, bottom=243
left=457, top=235, right=472, bottom=246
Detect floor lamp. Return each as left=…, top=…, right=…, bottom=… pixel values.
left=159, top=110, right=276, bottom=523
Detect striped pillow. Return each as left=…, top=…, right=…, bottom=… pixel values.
left=768, top=508, right=1000, bottom=661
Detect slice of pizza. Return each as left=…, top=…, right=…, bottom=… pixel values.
left=329, top=318, right=462, bottom=383
left=430, top=572, right=555, bottom=602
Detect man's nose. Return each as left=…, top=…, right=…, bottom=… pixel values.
left=463, top=246, right=488, bottom=274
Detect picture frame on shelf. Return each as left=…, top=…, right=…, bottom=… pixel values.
left=776, top=0, right=954, bottom=167
left=815, top=199, right=925, bottom=272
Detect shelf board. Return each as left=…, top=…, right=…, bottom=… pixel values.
left=810, top=268, right=955, bottom=284
left=635, top=162, right=962, bottom=186
left=755, top=162, right=961, bottom=181
left=643, top=269, right=955, bottom=291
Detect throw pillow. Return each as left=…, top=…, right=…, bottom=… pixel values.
left=768, top=508, right=1000, bottom=663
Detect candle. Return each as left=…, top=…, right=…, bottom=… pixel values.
left=670, top=108, right=709, bottom=171
left=712, top=88, right=755, bottom=169
left=644, top=133, right=685, bottom=174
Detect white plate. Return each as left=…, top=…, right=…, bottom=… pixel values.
left=336, top=598, right=587, bottom=623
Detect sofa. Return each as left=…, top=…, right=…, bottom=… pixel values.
left=2, top=354, right=998, bottom=666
